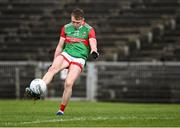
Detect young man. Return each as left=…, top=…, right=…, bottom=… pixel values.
left=25, top=8, right=99, bottom=115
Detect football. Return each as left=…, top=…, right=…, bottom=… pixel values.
left=30, top=79, right=46, bottom=94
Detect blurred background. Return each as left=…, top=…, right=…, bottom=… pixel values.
left=0, top=0, right=180, bottom=103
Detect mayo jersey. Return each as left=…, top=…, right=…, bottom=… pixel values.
left=60, top=21, right=96, bottom=60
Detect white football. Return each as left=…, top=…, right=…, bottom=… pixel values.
left=30, top=79, right=46, bottom=94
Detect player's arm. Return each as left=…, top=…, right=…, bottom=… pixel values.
left=54, top=26, right=66, bottom=59
left=89, top=38, right=99, bottom=59
left=89, top=38, right=98, bottom=53
left=54, top=37, right=65, bottom=59
left=89, top=28, right=99, bottom=59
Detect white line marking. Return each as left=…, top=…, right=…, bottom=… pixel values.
left=3, top=116, right=176, bottom=126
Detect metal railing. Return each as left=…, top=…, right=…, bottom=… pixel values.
left=1, top=61, right=180, bottom=103
left=95, top=61, right=180, bottom=103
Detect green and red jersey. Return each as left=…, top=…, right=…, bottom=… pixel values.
left=60, top=21, right=96, bottom=60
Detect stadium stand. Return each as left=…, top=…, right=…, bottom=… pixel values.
left=127, top=0, right=180, bottom=61
left=0, top=0, right=180, bottom=61
left=0, top=0, right=63, bottom=61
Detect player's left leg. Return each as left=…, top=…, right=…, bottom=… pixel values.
left=56, top=63, right=82, bottom=115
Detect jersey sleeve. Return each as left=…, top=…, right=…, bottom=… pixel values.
left=88, top=28, right=96, bottom=39
left=60, top=26, right=66, bottom=38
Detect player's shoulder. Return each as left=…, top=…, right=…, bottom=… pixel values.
left=84, top=22, right=93, bottom=30
left=64, top=23, right=73, bottom=28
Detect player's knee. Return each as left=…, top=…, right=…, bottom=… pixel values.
left=48, top=66, right=59, bottom=74
left=65, top=79, right=74, bottom=89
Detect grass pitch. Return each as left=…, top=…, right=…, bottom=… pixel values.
left=0, top=100, right=180, bottom=127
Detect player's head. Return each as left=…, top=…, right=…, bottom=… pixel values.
left=71, top=8, right=84, bottom=29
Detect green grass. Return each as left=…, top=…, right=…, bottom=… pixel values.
left=0, top=100, right=180, bottom=127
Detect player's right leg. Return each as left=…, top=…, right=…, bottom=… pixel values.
left=25, top=54, right=69, bottom=100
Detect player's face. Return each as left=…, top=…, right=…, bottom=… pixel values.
left=71, top=16, right=83, bottom=29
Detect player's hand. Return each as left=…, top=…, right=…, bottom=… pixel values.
left=91, top=51, right=99, bottom=59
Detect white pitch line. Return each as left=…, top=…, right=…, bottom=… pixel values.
left=4, top=116, right=120, bottom=126
left=19, top=116, right=113, bottom=125
left=3, top=116, right=176, bottom=126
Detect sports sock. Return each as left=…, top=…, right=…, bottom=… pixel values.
left=60, top=104, right=66, bottom=112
